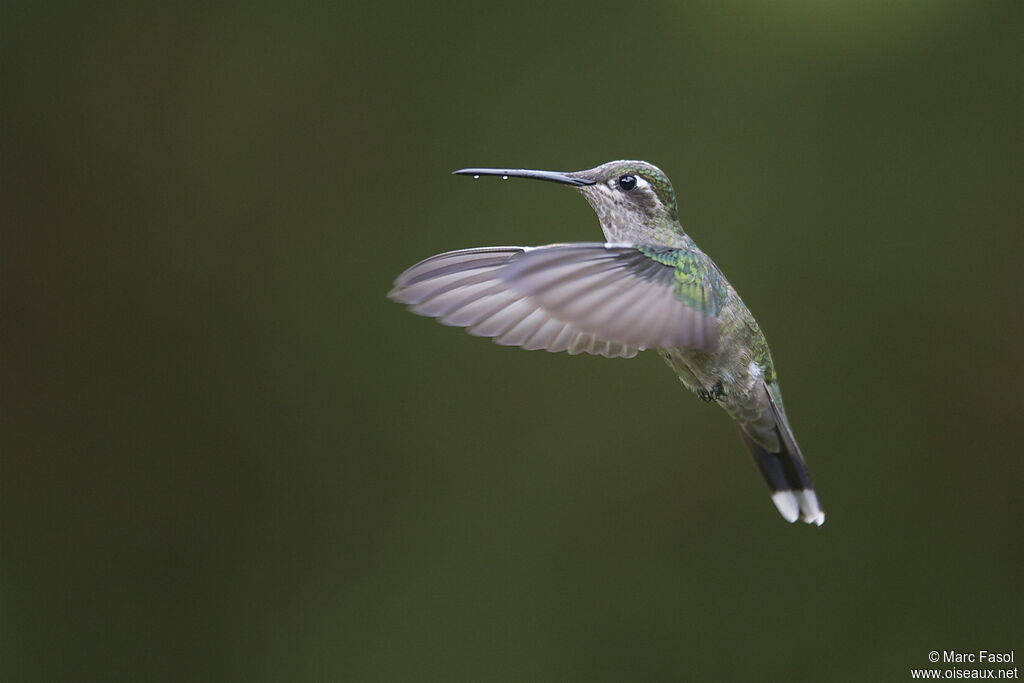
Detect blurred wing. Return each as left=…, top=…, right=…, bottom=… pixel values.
left=389, top=243, right=719, bottom=357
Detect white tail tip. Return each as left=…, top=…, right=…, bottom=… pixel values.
left=772, top=489, right=825, bottom=526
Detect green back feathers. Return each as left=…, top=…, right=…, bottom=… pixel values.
left=637, top=246, right=727, bottom=317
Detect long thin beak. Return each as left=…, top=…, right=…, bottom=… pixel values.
left=453, top=167, right=595, bottom=187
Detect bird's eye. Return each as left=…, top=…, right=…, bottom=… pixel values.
left=618, top=174, right=637, bottom=191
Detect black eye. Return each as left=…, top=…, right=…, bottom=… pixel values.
left=618, top=174, right=637, bottom=191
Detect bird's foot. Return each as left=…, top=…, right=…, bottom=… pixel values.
left=697, top=382, right=726, bottom=402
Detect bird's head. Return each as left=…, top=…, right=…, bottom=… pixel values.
left=570, top=160, right=679, bottom=232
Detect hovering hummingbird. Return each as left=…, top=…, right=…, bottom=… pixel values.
left=388, top=161, right=824, bottom=525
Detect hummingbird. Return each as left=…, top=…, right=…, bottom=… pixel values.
left=388, top=161, right=824, bottom=526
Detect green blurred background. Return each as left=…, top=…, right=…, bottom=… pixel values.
left=3, top=2, right=1021, bottom=681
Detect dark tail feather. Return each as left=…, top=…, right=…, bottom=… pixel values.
left=740, top=386, right=824, bottom=525
left=740, top=430, right=824, bottom=525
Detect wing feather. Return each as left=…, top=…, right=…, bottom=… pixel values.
left=389, top=243, right=719, bottom=356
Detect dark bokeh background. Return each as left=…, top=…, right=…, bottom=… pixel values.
left=3, top=2, right=1021, bottom=681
